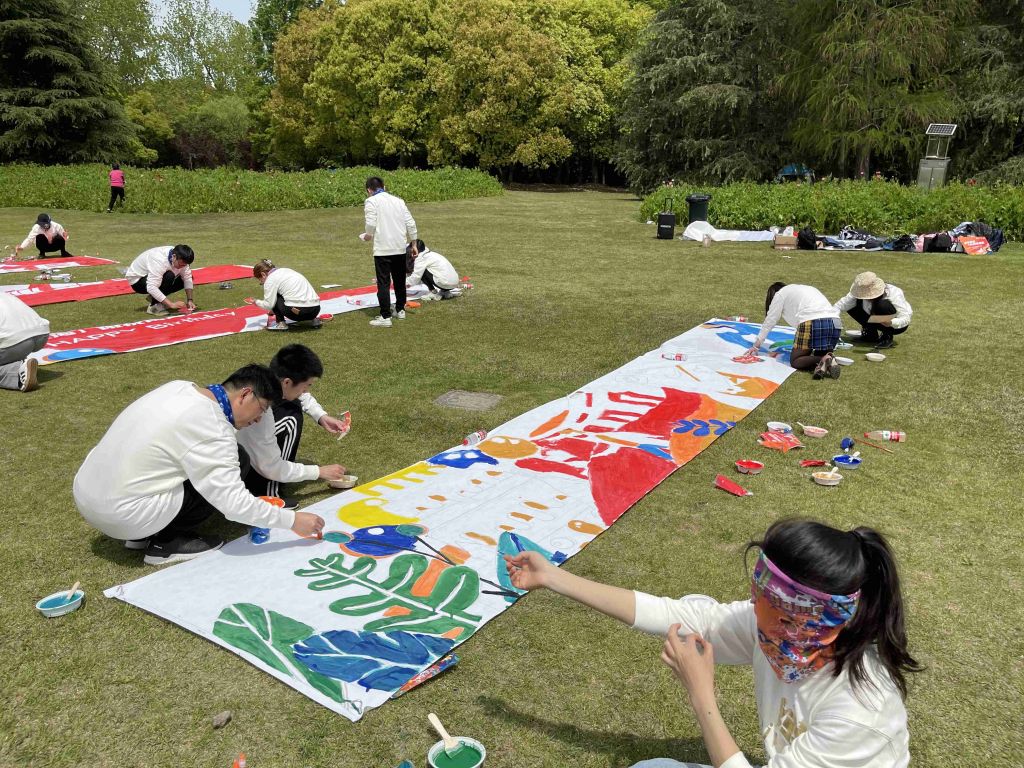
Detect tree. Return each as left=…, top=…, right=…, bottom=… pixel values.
left=250, top=0, right=323, bottom=83
left=159, top=0, right=257, bottom=92
left=173, top=95, right=251, bottom=167
left=80, top=0, right=161, bottom=88
left=124, top=90, right=174, bottom=163
left=0, top=0, right=141, bottom=162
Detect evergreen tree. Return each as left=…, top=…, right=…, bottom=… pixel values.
left=0, top=0, right=139, bottom=162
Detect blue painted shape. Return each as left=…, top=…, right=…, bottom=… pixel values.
left=495, top=532, right=563, bottom=603
left=708, top=320, right=794, bottom=363
left=46, top=347, right=114, bottom=362
left=344, top=524, right=419, bottom=557
left=357, top=665, right=420, bottom=691
left=427, top=448, right=499, bottom=469
left=638, top=443, right=673, bottom=460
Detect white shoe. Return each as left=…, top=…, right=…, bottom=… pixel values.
left=420, top=291, right=441, bottom=301
left=447, top=287, right=463, bottom=297
left=266, top=321, right=289, bottom=331
left=18, top=358, right=38, bottom=392
left=395, top=310, right=406, bottom=319
left=369, top=316, right=392, bottom=328
left=146, top=304, right=168, bottom=315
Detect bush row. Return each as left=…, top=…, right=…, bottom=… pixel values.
left=640, top=181, right=1024, bottom=239
left=0, top=164, right=503, bottom=214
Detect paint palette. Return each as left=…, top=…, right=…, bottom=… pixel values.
left=427, top=737, right=486, bottom=768
left=36, top=589, right=85, bottom=618
left=328, top=475, right=358, bottom=490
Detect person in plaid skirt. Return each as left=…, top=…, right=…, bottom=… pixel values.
left=746, top=282, right=843, bottom=379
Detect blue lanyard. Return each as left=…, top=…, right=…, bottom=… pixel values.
left=206, top=384, right=234, bottom=424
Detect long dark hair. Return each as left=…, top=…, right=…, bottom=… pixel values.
left=747, top=519, right=922, bottom=698
left=765, top=281, right=786, bottom=314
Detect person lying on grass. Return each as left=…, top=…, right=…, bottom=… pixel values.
left=746, top=282, right=842, bottom=380
left=74, top=364, right=325, bottom=565
left=505, top=518, right=921, bottom=768
left=245, top=259, right=322, bottom=330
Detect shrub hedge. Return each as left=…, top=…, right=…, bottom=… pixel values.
left=640, top=180, right=1024, bottom=239
left=0, top=164, right=503, bottom=214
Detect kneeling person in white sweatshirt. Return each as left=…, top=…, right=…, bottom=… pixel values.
left=406, top=240, right=461, bottom=300
left=238, top=344, right=350, bottom=503
left=247, top=259, right=321, bottom=330
left=73, top=364, right=325, bottom=565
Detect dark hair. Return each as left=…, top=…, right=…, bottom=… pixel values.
left=747, top=519, right=922, bottom=698
left=253, top=259, right=274, bottom=280
left=406, top=239, right=426, bottom=255
left=765, top=282, right=786, bottom=315
left=223, top=363, right=282, bottom=403
left=112, top=163, right=120, bottom=170
left=36, top=212, right=51, bottom=226
left=171, top=244, right=195, bottom=264
left=366, top=176, right=384, bottom=192
left=269, top=344, right=323, bottom=384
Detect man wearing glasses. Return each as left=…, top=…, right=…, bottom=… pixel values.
left=14, top=212, right=74, bottom=258
left=74, top=364, right=326, bottom=565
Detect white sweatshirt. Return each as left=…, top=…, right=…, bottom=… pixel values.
left=235, top=392, right=327, bottom=483
left=19, top=221, right=67, bottom=249
left=753, top=284, right=840, bottom=348
left=255, top=267, right=319, bottom=311
left=124, top=246, right=195, bottom=303
left=633, top=593, right=909, bottom=768
left=407, top=248, right=459, bottom=290
left=73, top=381, right=295, bottom=540
left=0, top=292, right=50, bottom=349
left=832, top=284, right=913, bottom=330
left=364, top=190, right=417, bottom=257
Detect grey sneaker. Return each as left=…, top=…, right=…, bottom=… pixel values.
left=143, top=535, right=224, bottom=565
left=267, top=321, right=289, bottom=331
left=420, top=291, right=441, bottom=301
left=146, top=303, right=168, bottom=316
left=369, top=316, right=392, bottom=327
left=18, top=358, right=38, bottom=392
left=395, top=310, right=406, bottom=319
left=310, top=318, right=323, bottom=329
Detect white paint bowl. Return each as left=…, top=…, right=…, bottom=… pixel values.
left=36, top=589, right=85, bottom=618
left=865, top=352, right=886, bottom=362
left=800, top=425, right=829, bottom=438
left=427, top=737, right=487, bottom=768
left=812, top=471, right=843, bottom=487
left=327, top=475, right=358, bottom=490
left=834, top=356, right=854, bottom=366
left=766, top=421, right=792, bottom=433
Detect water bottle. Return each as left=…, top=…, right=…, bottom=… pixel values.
left=249, top=527, right=270, bottom=544
left=864, top=430, right=906, bottom=442
left=727, top=315, right=748, bottom=322
left=661, top=352, right=686, bottom=361
left=462, top=430, right=487, bottom=446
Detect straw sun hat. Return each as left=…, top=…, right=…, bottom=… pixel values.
left=850, top=271, right=885, bottom=300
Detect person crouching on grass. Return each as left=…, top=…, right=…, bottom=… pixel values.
left=125, top=244, right=196, bottom=316
left=746, top=282, right=842, bottom=379
left=73, top=364, right=325, bottom=565
left=246, top=259, right=322, bottom=330
left=505, top=518, right=921, bottom=768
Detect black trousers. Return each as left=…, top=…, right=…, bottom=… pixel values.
left=36, top=234, right=70, bottom=257
left=421, top=269, right=438, bottom=291
left=244, top=399, right=304, bottom=499
left=154, top=446, right=251, bottom=542
left=374, top=254, right=407, bottom=319
left=131, top=272, right=184, bottom=305
left=108, top=186, right=125, bottom=210
left=273, top=294, right=320, bottom=323
left=846, top=298, right=908, bottom=340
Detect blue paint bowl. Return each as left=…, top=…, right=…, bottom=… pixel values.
left=36, top=589, right=85, bottom=618
left=831, top=454, right=862, bottom=470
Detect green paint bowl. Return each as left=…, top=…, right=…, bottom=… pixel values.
left=427, top=737, right=486, bottom=768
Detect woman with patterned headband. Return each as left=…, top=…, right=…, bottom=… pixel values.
left=505, top=519, right=920, bottom=768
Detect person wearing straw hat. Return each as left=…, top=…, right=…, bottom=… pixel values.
left=832, top=272, right=912, bottom=350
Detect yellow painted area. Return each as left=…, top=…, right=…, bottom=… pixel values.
left=358, top=461, right=445, bottom=497
left=523, top=501, right=548, bottom=510
left=569, top=519, right=603, bottom=535
left=336, top=497, right=419, bottom=528
left=478, top=435, right=538, bottom=459
left=716, top=371, right=780, bottom=399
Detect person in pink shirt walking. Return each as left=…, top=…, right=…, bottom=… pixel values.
left=107, top=163, right=125, bottom=212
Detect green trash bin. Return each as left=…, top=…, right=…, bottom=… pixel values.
left=685, top=194, right=711, bottom=223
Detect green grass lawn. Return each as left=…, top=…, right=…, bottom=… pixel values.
left=1, top=192, right=1021, bottom=767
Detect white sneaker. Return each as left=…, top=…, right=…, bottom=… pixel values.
left=395, top=310, right=406, bottom=319
left=267, top=321, right=289, bottom=331
left=369, top=316, right=392, bottom=328
left=18, top=358, right=38, bottom=392
left=146, top=304, right=168, bottom=316
left=420, top=291, right=441, bottom=301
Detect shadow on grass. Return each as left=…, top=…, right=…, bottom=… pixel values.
left=89, top=534, right=148, bottom=569
left=36, top=367, right=65, bottom=383
left=475, top=694, right=708, bottom=765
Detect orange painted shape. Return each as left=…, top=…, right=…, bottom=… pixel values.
left=668, top=394, right=748, bottom=466
left=717, top=371, right=780, bottom=399
left=595, top=434, right=639, bottom=447
left=412, top=559, right=447, bottom=597
left=440, top=545, right=470, bottom=565
left=530, top=409, right=569, bottom=438
left=569, top=519, right=604, bottom=535
left=471, top=479, right=482, bottom=485
left=523, top=501, right=548, bottom=510
left=556, top=494, right=567, bottom=500
left=429, top=495, right=447, bottom=502
left=510, top=512, right=534, bottom=521
left=465, top=532, right=497, bottom=546
left=478, top=436, right=537, bottom=459
left=486, top=470, right=503, bottom=476
left=442, top=628, right=464, bottom=640
left=416, top=506, right=428, bottom=511
left=500, top=525, right=515, bottom=531
left=383, top=605, right=413, bottom=617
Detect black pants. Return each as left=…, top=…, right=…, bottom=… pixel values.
left=273, top=294, right=320, bottom=324
left=421, top=269, right=438, bottom=291
left=131, top=272, right=184, bottom=305
left=108, top=186, right=125, bottom=210
left=244, top=399, right=303, bottom=499
left=154, top=446, right=251, bottom=542
left=846, top=299, right=908, bottom=341
left=36, top=234, right=70, bottom=258
left=374, top=254, right=407, bottom=319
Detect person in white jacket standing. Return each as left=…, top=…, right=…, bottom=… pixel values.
left=74, top=364, right=325, bottom=565
left=505, top=519, right=921, bottom=768
left=0, top=292, right=49, bottom=392
left=360, top=176, right=418, bottom=328
left=238, top=344, right=349, bottom=503
left=246, top=259, right=322, bottom=330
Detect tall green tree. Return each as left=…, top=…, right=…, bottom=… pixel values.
left=0, top=0, right=140, bottom=162
left=159, top=0, right=257, bottom=92
left=80, top=0, right=161, bottom=88
left=615, top=0, right=789, bottom=191
left=250, top=0, right=323, bottom=83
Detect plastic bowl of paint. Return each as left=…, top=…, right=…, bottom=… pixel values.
left=766, top=421, right=792, bottom=433
left=800, top=424, right=829, bottom=438
left=327, top=475, right=358, bottom=490
left=735, top=459, right=764, bottom=475
left=427, top=737, right=487, bottom=768
left=812, top=471, right=843, bottom=487
left=36, top=589, right=85, bottom=618
left=865, top=352, right=886, bottom=362
left=834, top=356, right=854, bottom=366
left=831, top=454, right=862, bottom=470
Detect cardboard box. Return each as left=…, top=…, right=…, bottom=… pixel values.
left=773, top=235, right=798, bottom=250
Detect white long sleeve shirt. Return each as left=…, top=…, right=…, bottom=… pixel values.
left=255, top=267, right=319, bottom=311
left=633, top=593, right=909, bottom=768
left=407, top=248, right=459, bottom=290
left=124, top=246, right=195, bottom=303
left=364, top=190, right=417, bottom=257
left=753, top=285, right=840, bottom=348
left=73, top=381, right=295, bottom=540
left=19, top=221, right=67, bottom=249
left=235, top=392, right=327, bottom=483
left=832, top=284, right=912, bottom=330
left=0, top=292, right=49, bottom=349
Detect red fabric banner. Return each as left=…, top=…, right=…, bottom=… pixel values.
left=0, top=255, right=118, bottom=274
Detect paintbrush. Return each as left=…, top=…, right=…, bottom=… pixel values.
left=853, top=436, right=895, bottom=454
left=428, top=712, right=466, bottom=759
left=63, top=581, right=80, bottom=604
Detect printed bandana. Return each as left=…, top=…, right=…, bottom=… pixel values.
left=751, top=552, right=859, bottom=682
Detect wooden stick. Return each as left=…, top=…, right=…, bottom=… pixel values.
left=853, top=436, right=895, bottom=455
